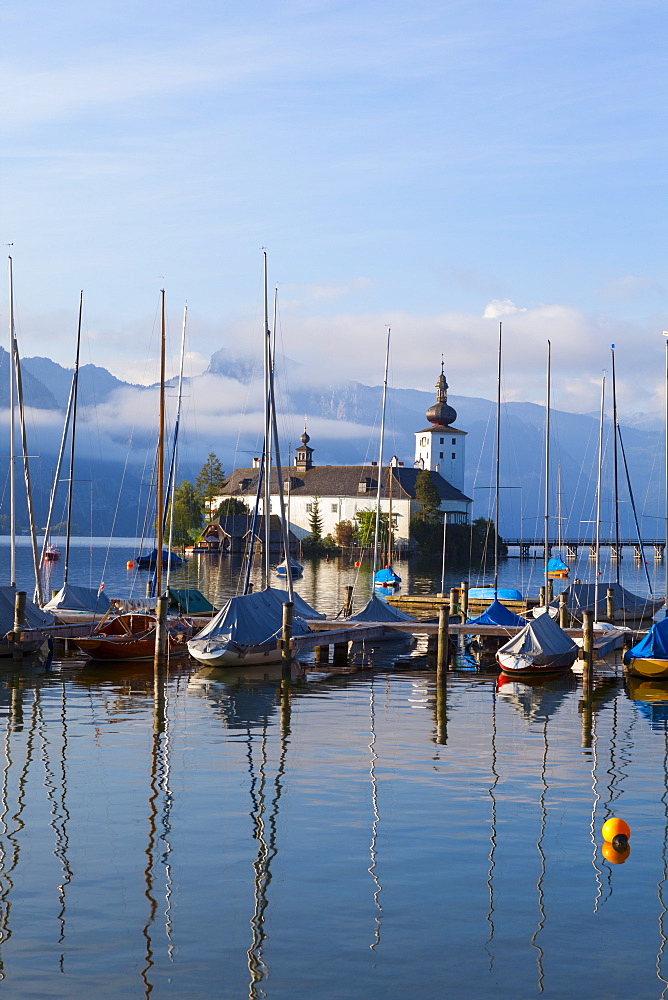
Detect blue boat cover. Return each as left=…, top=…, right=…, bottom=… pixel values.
left=467, top=599, right=527, bottom=627
left=468, top=587, right=523, bottom=601
left=346, top=594, right=414, bottom=622
left=192, top=589, right=313, bottom=647
left=624, top=616, right=668, bottom=664
left=547, top=557, right=568, bottom=573
left=374, top=566, right=402, bottom=585
left=0, top=586, right=55, bottom=632
left=267, top=587, right=325, bottom=619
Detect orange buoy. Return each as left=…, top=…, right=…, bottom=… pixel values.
left=601, top=817, right=631, bottom=843
left=126, top=560, right=135, bottom=569
left=602, top=840, right=631, bottom=865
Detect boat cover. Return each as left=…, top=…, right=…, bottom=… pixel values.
left=168, top=588, right=216, bottom=614
left=624, top=616, right=668, bottom=664
left=136, top=548, right=184, bottom=567
left=468, top=587, right=523, bottom=601
left=560, top=582, right=663, bottom=620
left=267, top=587, right=325, bottom=619
left=276, top=558, right=304, bottom=577
left=346, top=594, right=415, bottom=623
left=0, top=586, right=55, bottom=633
left=43, top=583, right=111, bottom=614
left=192, top=589, right=313, bottom=646
left=547, top=557, right=569, bottom=573
left=467, top=599, right=527, bottom=627
left=497, top=611, right=577, bottom=660
left=374, top=566, right=402, bottom=585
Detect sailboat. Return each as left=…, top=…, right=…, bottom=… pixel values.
left=469, top=323, right=526, bottom=627
left=371, top=331, right=401, bottom=591
left=188, top=254, right=317, bottom=667
left=73, top=291, right=191, bottom=662
left=547, top=467, right=569, bottom=577
left=0, top=257, right=55, bottom=656
left=496, top=342, right=578, bottom=676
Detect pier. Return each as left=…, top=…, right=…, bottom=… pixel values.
left=504, top=538, right=666, bottom=560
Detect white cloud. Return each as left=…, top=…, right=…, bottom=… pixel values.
left=483, top=299, right=528, bottom=319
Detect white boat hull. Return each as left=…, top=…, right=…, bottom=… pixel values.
left=496, top=649, right=578, bottom=676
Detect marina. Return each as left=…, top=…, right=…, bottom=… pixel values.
left=0, top=539, right=666, bottom=996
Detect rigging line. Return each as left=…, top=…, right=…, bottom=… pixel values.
left=617, top=423, right=654, bottom=596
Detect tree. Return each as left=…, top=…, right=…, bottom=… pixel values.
left=215, top=497, right=251, bottom=518
left=165, top=480, right=203, bottom=547
left=355, top=508, right=389, bottom=549
left=333, top=519, right=355, bottom=547
left=307, top=494, right=323, bottom=541
left=413, top=470, right=443, bottom=524
left=194, top=453, right=227, bottom=519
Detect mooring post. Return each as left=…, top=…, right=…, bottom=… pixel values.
left=12, top=591, right=26, bottom=661
left=606, top=588, right=615, bottom=623
left=547, top=578, right=554, bottom=603
left=539, top=585, right=545, bottom=607
left=344, top=585, right=354, bottom=617
left=449, top=587, right=459, bottom=622
left=247, top=582, right=254, bottom=593
left=559, top=591, right=568, bottom=628
left=460, top=581, right=469, bottom=620
left=437, top=604, right=449, bottom=673
left=582, top=610, right=594, bottom=696
left=281, top=601, right=293, bottom=676
left=154, top=594, right=168, bottom=670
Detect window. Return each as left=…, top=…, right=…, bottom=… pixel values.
left=439, top=452, right=443, bottom=459
left=306, top=503, right=313, bottom=513
left=452, top=453, right=456, bottom=460
left=440, top=437, right=444, bottom=444
left=452, top=438, right=456, bottom=445
left=331, top=503, right=337, bottom=513
left=420, top=436, right=427, bottom=446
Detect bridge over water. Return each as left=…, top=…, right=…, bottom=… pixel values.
left=504, top=538, right=666, bottom=560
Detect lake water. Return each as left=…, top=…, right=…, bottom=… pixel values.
left=1, top=540, right=668, bottom=997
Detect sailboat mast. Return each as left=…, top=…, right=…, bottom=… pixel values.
left=8, top=258, right=15, bottom=587
left=263, top=252, right=271, bottom=588
left=155, top=289, right=166, bottom=598
left=543, top=341, right=551, bottom=610
left=494, top=322, right=501, bottom=599
left=165, top=305, right=187, bottom=593
left=665, top=333, right=668, bottom=615
left=594, top=375, right=605, bottom=619
left=611, top=345, right=620, bottom=585
left=372, top=329, right=391, bottom=584
left=63, top=292, right=83, bottom=585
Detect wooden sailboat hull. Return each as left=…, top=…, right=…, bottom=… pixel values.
left=72, top=613, right=190, bottom=662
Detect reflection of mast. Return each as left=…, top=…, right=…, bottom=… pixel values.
left=367, top=676, right=383, bottom=951
left=530, top=716, right=549, bottom=992
left=485, top=685, right=498, bottom=967
left=246, top=684, right=289, bottom=999
left=37, top=682, right=73, bottom=971
left=657, top=730, right=668, bottom=997
left=0, top=686, right=38, bottom=960
left=141, top=662, right=173, bottom=997
left=0, top=685, right=17, bottom=978
left=587, top=709, right=604, bottom=914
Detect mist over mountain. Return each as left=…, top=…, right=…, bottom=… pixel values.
left=0, top=347, right=663, bottom=541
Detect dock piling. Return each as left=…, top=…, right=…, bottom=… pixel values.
left=558, top=591, right=568, bottom=628
left=606, top=588, right=615, bottom=623
left=281, top=601, right=293, bottom=675
left=437, top=605, right=449, bottom=673
left=344, top=585, right=354, bottom=617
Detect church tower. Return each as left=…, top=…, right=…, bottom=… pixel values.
left=414, top=361, right=466, bottom=491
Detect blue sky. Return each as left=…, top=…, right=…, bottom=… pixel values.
left=1, top=0, right=666, bottom=416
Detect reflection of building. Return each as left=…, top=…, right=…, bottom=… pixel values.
left=195, top=515, right=299, bottom=555
left=216, top=364, right=472, bottom=550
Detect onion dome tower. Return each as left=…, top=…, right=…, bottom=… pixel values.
left=294, top=425, right=314, bottom=472
left=414, top=359, right=466, bottom=490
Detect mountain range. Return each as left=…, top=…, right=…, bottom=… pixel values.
left=0, top=344, right=663, bottom=541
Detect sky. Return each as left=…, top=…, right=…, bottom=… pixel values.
left=1, top=0, right=666, bottom=419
